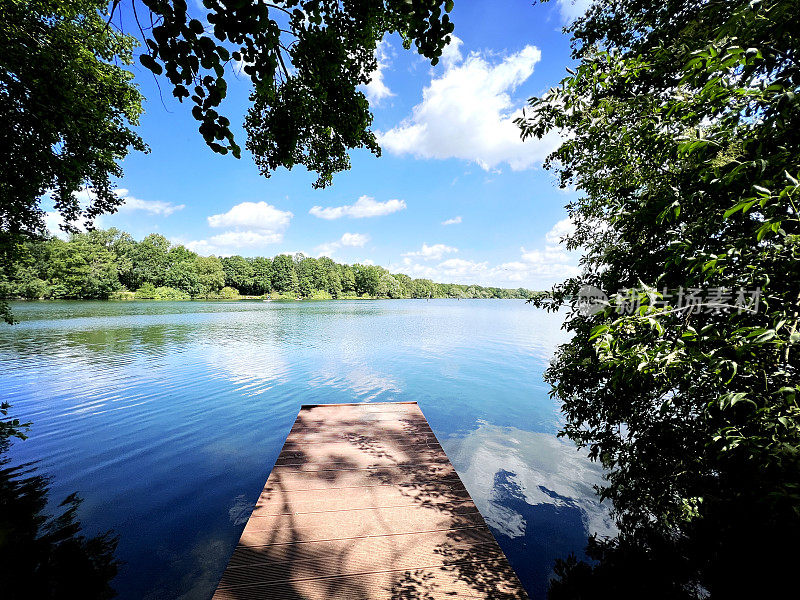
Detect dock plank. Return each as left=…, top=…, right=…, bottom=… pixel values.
left=213, top=402, right=529, bottom=600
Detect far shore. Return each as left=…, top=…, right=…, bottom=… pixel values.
left=6, top=295, right=535, bottom=303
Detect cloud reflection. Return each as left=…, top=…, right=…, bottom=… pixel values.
left=442, top=421, right=616, bottom=597
left=444, top=420, right=615, bottom=540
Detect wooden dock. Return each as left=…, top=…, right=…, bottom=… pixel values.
left=213, top=401, right=529, bottom=600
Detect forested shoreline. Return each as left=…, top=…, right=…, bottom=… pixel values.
left=0, top=228, right=534, bottom=301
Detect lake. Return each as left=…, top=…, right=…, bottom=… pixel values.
left=0, top=299, right=613, bottom=600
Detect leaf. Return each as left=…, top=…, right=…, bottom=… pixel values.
left=723, top=199, right=757, bottom=218
left=139, top=54, right=162, bottom=75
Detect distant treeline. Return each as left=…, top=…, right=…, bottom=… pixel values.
left=1, top=229, right=535, bottom=301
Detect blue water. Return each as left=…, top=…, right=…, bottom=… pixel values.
left=0, top=300, right=613, bottom=599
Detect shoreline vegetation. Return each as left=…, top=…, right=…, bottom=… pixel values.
left=1, top=228, right=536, bottom=303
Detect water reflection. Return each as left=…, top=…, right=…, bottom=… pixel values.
left=0, top=414, right=119, bottom=599
left=443, top=421, right=615, bottom=599
left=1, top=299, right=603, bottom=599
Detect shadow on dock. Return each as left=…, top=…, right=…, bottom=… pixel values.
left=213, top=402, right=528, bottom=600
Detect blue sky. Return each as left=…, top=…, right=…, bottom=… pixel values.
left=46, top=0, right=590, bottom=289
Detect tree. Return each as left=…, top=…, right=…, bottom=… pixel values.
left=134, top=282, right=157, bottom=299
left=395, top=273, right=413, bottom=298
left=0, top=227, right=539, bottom=302
left=1, top=1, right=457, bottom=323
left=341, top=267, right=356, bottom=294
left=47, top=234, right=120, bottom=298
left=221, top=255, right=254, bottom=294
left=412, top=278, right=435, bottom=299
left=131, top=234, right=171, bottom=288
left=163, top=259, right=201, bottom=297
left=295, top=257, right=317, bottom=297
left=99, top=229, right=138, bottom=290
left=249, top=257, right=273, bottom=295
left=134, top=0, right=455, bottom=187
left=194, top=255, right=225, bottom=296
left=380, top=271, right=403, bottom=298
left=327, top=269, right=343, bottom=299
left=0, top=0, right=146, bottom=321
left=1, top=237, right=51, bottom=299
left=354, top=264, right=381, bottom=297
left=519, top=0, right=800, bottom=595
left=0, top=0, right=145, bottom=236
left=270, top=254, right=298, bottom=293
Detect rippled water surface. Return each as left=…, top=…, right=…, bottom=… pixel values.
left=1, top=300, right=612, bottom=599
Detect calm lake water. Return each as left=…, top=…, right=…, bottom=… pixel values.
left=0, top=299, right=613, bottom=600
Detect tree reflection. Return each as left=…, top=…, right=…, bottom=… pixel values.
left=0, top=403, right=119, bottom=599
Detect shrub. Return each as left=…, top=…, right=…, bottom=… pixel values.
left=207, top=286, right=240, bottom=300
left=134, top=283, right=157, bottom=299
left=110, top=288, right=135, bottom=301
left=153, top=286, right=189, bottom=300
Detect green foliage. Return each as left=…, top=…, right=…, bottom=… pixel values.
left=134, top=0, right=455, bottom=187
left=135, top=284, right=189, bottom=300
left=109, top=289, right=135, bottom=301
left=134, top=283, right=157, bottom=300
left=0, top=0, right=146, bottom=321
left=47, top=235, right=120, bottom=299
left=0, top=228, right=536, bottom=303
left=130, top=234, right=171, bottom=288
left=342, top=266, right=356, bottom=293
left=221, top=256, right=254, bottom=293
left=207, top=286, right=240, bottom=300
left=1, top=1, right=459, bottom=322
left=249, top=257, right=273, bottom=295
left=519, top=0, right=800, bottom=595
left=163, top=258, right=201, bottom=297
left=271, top=254, right=299, bottom=293
left=193, top=255, right=225, bottom=297
left=153, top=286, right=190, bottom=300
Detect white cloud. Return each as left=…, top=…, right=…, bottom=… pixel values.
left=315, top=232, right=370, bottom=257
left=208, top=231, right=284, bottom=247
left=115, top=189, right=184, bottom=216
left=544, top=216, right=576, bottom=245
left=181, top=232, right=286, bottom=257
left=440, top=35, right=464, bottom=68
left=44, top=211, right=102, bottom=239
left=403, top=242, right=458, bottom=261
left=44, top=186, right=184, bottom=237
left=309, top=195, right=407, bottom=220
left=441, top=216, right=462, bottom=226
left=314, top=242, right=341, bottom=258
left=44, top=188, right=182, bottom=237
left=361, top=40, right=394, bottom=104
left=439, top=258, right=489, bottom=277
left=395, top=256, right=488, bottom=284
left=378, top=43, right=560, bottom=171
left=443, top=421, right=615, bottom=543
left=183, top=200, right=293, bottom=255
left=556, top=0, right=592, bottom=23
left=182, top=239, right=218, bottom=255
left=208, top=201, right=292, bottom=232
left=340, top=232, right=370, bottom=247
left=393, top=216, right=581, bottom=289
left=501, top=217, right=580, bottom=282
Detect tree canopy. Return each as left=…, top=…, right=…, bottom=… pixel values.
left=0, top=0, right=146, bottom=322
left=0, top=227, right=535, bottom=301
left=128, top=0, right=455, bottom=187
left=0, top=0, right=457, bottom=322
left=520, top=0, right=800, bottom=596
